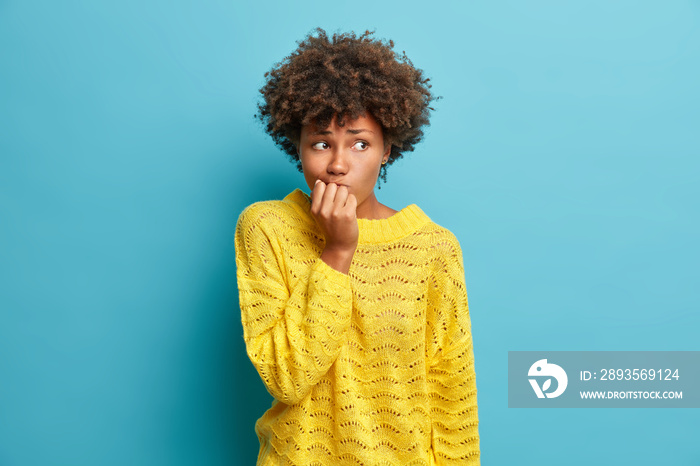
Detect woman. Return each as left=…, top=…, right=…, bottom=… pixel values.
left=235, top=27, right=480, bottom=465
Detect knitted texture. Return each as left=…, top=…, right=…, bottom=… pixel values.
left=234, top=188, right=480, bottom=465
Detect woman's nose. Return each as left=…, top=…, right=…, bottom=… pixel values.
left=327, top=149, right=348, bottom=174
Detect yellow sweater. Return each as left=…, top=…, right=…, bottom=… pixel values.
left=234, top=188, right=480, bottom=465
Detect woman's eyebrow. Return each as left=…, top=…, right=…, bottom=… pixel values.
left=311, top=128, right=374, bottom=135
left=347, top=128, right=374, bottom=135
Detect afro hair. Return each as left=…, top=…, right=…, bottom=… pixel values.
left=254, top=27, right=440, bottom=188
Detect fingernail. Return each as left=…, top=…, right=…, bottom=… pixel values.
left=315, top=179, right=321, bottom=186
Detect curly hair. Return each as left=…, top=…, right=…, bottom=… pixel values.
left=254, top=27, right=440, bottom=189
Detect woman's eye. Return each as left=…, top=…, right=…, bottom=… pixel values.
left=312, top=142, right=328, bottom=150
left=353, top=141, right=368, bottom=150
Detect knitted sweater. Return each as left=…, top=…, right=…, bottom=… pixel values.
left=234, top=188, right=480, bottom=465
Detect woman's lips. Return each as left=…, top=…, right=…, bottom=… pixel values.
left=324, top=181, right=348, bottom=187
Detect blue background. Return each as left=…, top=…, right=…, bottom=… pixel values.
left=1, top=0, right=698, bottom=465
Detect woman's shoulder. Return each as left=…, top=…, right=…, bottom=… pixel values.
left=414, top=215, right=464, bottom=262
left=236, top=199, right=289, bottom=231
left=236, top=192, right=313, bottom=235
left=238, top=197, right=285, bottom=217
left=413, top=210, right=461, bottom=244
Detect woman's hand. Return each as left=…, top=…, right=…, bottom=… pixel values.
left=310, top=179, right=358, bottom=274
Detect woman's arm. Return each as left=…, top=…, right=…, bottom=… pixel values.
left=426, top=231, right=480, bottom=465
left=234, top=203, right=353, bottom=405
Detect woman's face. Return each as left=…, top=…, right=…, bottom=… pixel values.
left=298, top=112, right=391, bottom=211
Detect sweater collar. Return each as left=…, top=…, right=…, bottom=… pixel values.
left=284, top=188, right=432, bottom=244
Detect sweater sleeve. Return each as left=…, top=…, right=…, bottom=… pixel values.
left=234, top=204, right=353, bottom=405
left=426, top=231, right=480, bottom=465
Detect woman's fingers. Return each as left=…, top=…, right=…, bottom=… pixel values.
left=309, top=180, right=359, bottom=250
left=334, top=184, right=349, bottom=209
left=319, top=182, right=338, bottom=217
left=311, top=180, right=354, bottom=216
left=312, top=181, right=349, bottom=212
left=346, top=192, right=357, bottom=213
left=310, top=180, right=326, bottom=215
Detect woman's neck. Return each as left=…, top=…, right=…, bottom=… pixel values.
left=356, top=192, right=398, bottom=220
